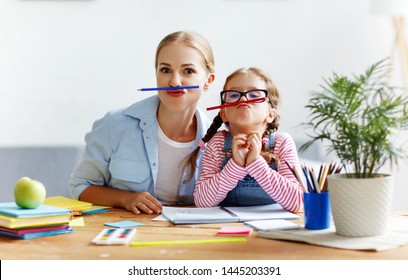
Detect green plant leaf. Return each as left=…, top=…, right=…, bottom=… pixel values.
left=300, top=58, right=408, bottom=178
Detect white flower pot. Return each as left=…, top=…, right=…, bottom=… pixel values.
left=328, top=173, right=393, bottom=237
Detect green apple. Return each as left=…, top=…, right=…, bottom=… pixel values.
left=14, top=177, right=46, bottom=209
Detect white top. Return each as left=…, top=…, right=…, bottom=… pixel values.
left=155, top=126, right=194, bottom=204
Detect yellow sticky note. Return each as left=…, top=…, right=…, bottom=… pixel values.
left=44, top=196, right=92, bottom=211
left=69, top=217, right=85, bottom=227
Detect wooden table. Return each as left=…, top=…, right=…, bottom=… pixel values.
left=1, top=208, right=407, bottom=260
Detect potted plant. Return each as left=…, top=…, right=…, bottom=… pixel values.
left=300, top=58, right=408, bottom=237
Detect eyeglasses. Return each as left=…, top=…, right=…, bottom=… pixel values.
left=220, top=89, right=268, bottom=104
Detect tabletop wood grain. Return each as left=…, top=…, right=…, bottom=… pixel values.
left=1, top=208, right=407, bottom=260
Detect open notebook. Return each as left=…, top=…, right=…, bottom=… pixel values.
left=162, top=204, right=299, bottom=225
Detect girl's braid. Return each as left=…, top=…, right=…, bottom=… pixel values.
left=183, top=113, right=224, bottom=181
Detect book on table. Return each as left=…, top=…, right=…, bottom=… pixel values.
left=162, top=204, right=300, bottom=225
left=0, top=202, right=72, bottom=218
left=0, top=213, right=72, bottom=229
left=0, top=202, right=72, bottom=229
left=0, top=224, right=73, bottom=239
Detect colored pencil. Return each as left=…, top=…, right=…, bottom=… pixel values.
left=284, top=160, right=308, bottom=192
left=293, top=166, right=308, bottom=193
left=317, top=163, right=323, bottom=183
left=137, top=85, right=199, bottom=91
left=206, top=97, right=266, bottom=111
left=299, top=161, right=344, bottom=193
left=309, top=168, right=321, bottom=193
left=130, top=237, right=247, bottom=247
left=302, top=166, right=314, bottom=192
left=319, top=165, right=328, bottom=191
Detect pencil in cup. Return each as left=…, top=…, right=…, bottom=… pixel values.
left=284, top=160, right=308, bottom=193
left=301, top=162, right=343, bottom=193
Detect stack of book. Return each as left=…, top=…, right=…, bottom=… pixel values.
left=0, top=202, right=73, bottom=239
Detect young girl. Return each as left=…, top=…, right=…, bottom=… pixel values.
left=185, top=67, right=303, bottom=213
left=69, top=31, right=215, bottom=215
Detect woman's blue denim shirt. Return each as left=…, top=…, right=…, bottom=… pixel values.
left=69, top=95, right=210, bottom=205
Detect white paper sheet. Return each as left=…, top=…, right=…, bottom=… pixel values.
left=257, top=216, right=408, bottom=251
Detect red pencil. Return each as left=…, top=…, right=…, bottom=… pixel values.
left=206, top=97, right=266, bottom=111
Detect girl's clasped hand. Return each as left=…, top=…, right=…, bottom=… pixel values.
left=232, top=131, right=263, bottom=167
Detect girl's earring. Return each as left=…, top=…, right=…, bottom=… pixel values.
left=203, top=84, right=209, bottom=92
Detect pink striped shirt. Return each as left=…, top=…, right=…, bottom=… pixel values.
left=194, top=130, right=304, bottom=213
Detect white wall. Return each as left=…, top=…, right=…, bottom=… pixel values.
left=1, top=0, right=407, bottom=210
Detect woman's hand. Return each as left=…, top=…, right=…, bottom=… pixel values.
left=123, top=192, right=163, bottom=215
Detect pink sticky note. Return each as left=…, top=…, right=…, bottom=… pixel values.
left=217, top=226, right=253, bottom=235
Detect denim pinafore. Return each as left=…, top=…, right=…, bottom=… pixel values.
left=219, top=131, right=278, bottom=207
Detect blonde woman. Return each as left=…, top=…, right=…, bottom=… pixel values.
left=69, top=31, right=215, bottom=215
